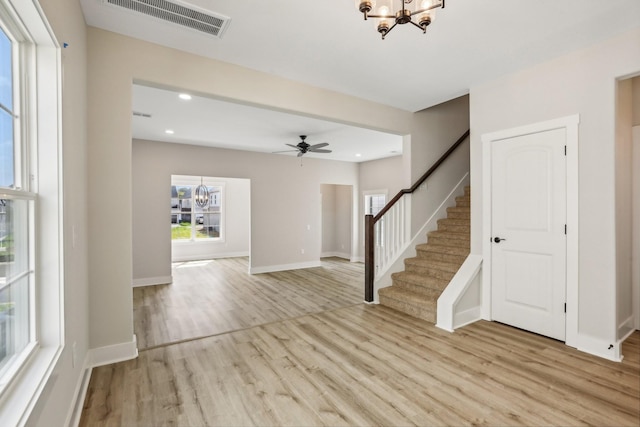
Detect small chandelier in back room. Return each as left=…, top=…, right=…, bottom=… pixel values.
left=355, top=0, right=444, bottom=40
left=194, top=177, right=210, bottom=208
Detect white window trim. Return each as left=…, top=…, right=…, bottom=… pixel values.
left=171, top=175, right=226, bottom=243
left=0, top=0, right=64, bottom=425
left=363, top=189, right=388, bottom=216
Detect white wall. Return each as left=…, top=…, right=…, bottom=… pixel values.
left=470, top=28, right=640, bottom=351
left=28, top=0, right=89, bottom=425
left=616, top=78, right=634, bottom=339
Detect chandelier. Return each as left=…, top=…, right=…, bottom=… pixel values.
left=194, top=177, right=210, bottom=208
left=356, top=0, right=444, bottom=40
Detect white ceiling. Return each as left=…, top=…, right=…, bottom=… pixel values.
left=82, top=0, right=640, bottom=160
left=132, top=84, right=403, bottom=162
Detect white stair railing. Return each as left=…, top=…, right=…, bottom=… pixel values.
left=373, top=195, right=412, bottom=278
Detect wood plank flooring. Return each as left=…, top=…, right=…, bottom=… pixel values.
left=82, top=259, right=640, bottom=427
left=134, top=257, right=364, bottom=349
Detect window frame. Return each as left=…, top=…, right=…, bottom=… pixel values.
left=0, top=0, right=64, bottom=425
left=171, top=175, right=226, bottom=243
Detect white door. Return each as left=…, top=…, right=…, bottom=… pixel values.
left=491, top=128, right=567, bottom=341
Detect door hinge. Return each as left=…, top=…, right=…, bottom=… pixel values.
left=564, top=303, right=567, bottom=313
left=564, top=224, right=567, bottom=235
left=564, top=145, right=567, bottom=156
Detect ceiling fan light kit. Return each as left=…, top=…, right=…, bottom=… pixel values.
left=356, top=0, right=444, bottom=40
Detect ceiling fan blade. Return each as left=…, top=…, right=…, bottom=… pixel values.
left=309, top=148, right=332, bottom=153
left=285, top=143, right=301, bottom=149
left=309, top=142, right=329, bottom=149
left=272, top=149, right=298, bottom=153
left=297, top=151, right=304, bottom=157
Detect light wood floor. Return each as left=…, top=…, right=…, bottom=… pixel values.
left=134, top=257, right=364, bottom=349
left=82, top=258, right=640, bottom=426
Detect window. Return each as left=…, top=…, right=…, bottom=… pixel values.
left=171, top=176, right=224, bottom=241
left=365, top=193, right=386, bottom=216
left=0, top=1, right=63, bottom=423
left=364, top=191, right=387, bottom=247
left=0, top=20, right=36, bottom=390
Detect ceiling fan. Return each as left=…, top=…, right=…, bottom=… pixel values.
left=274, top=135, right=332, bottom=157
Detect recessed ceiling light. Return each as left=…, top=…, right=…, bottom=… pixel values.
left=178, top=93, right=192, bottom=100
left=355, top=153, right=362, bottom=157
left=165, top=129, right=175, bottom=134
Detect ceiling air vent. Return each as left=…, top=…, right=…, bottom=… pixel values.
left=133, top=111, right=152, bottom=118
left=102, top=0, right=231, bottom=38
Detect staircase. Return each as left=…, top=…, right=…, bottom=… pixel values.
left=378, top=186, right=470, bottom=323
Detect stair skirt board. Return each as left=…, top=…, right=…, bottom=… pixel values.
left=378, top=181, right=471, bottom=325
left=373, top=174, right=470, bottom=298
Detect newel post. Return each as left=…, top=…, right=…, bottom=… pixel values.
left=364, top=214, right=374, bottom=302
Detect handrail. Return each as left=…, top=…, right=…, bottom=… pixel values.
left=364, top=129, right=470, bottom=302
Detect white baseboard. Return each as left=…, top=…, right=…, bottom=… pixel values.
left=321, top=252, right=351, bottom=259
left=132, top=275, right=172, bottom=288
left=171, top=251, right=250, bottom=263
left=65, top=355, right=93, bottom=427
left=453, top=306, right=482, bottom=330
left=618, top=315, right=636, bottom=343
left=249, top=261, right=322, bottom=274
left=575, top=333, right=622, bottom=362
left=86, top=335, right=138, bottom=368
left=351, top=256, right=364, bottom=263
left=436, top=254, right=482, bottom=332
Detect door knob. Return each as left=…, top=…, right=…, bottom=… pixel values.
left=493, top=237, right=506, bottom=243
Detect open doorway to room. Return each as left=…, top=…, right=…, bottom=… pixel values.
left=616, top=75, right=640, bottom=336
left=320, top=184, right=354, bottom=260
left=170, top=174, right=250, bottom=262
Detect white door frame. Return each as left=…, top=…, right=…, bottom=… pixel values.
left=481, top=114, right=580, bottom=348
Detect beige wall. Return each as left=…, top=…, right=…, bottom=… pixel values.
left=320, top=184, right=352, bottom=258
left=86, top=27, right=413, bottom=350
left=29, top=0, right=89, bottom=425
left=633, top=76, right=640, bottom=126
left=132, top=144, right=251, bottom=281
left=470, top=28, right=640, bottom=349
left=133, top=139, right=358, bottom=280
left=409, top=96, right=471, bottom=236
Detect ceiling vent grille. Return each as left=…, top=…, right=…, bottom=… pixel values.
left=133, top=111, right=152, bottom=118
left=102, top=0, right=230, bottom=38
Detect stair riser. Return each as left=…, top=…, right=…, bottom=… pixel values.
left=392, top=278, right=447, bottom=296
left=446, top=211, right=470, bottom=220
left=378, top=296, right=436, bottom=323
left=404, top=263, right=456, bottom=280
left=426, top=236, right=470, bottom=248
left=455, top=199, right=470, bottom=207
left=416, top=250, right=467, bottom=264
left=437, top=223, right=470, bottom=233
left=437, top=218, right=469, bottom=227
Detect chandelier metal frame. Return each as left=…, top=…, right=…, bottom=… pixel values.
left=357, top=0, right=445, bottom=40
left=194, top=177, right=210, bottom=209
